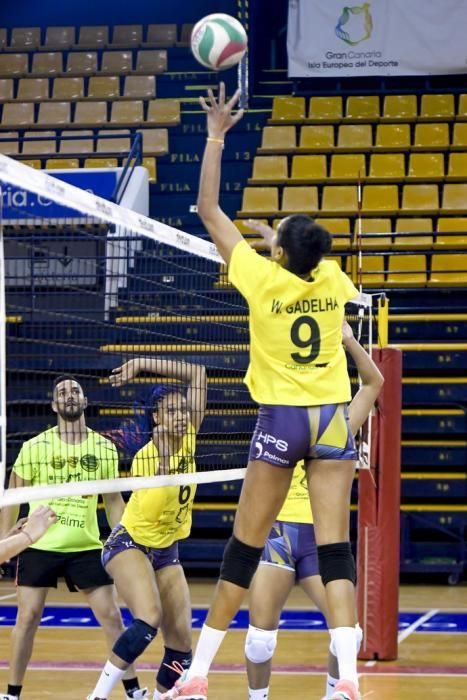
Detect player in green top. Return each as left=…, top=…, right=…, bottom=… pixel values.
left=0, top=376, right=147, bottom=700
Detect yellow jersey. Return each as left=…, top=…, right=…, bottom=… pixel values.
left=276, top=461, right=312, bottom=525
left=228, top=240, right=359, bottom=406
left=121, top=426, right=197, bottom=548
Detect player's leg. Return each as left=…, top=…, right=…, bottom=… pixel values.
left=155, top=554, right=193, bottom=699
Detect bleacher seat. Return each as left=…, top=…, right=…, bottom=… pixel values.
left=387, top=254, right=427, bottom=285
left=437, top=217, right=467, bottom=232
left=457, top=94, right=467, bottom=120
left=321, top=186, right=358, bottom=215
left=0, top=54, right=28, bottom=78
left=442, top=184, right=467, bottom=213
left=329, top=154, right=365, bottom=182
left=22, top=130, right=56, bottom=156
left=59, top=130, right=94, bottom=155
left=96, top=130, right=131, bottom=153
left=435, top=219, right=467, bottom=248
left=144, top=24, right=177, bottom=47
left=77, top=26, right=109, bottom=49
left=344, top=95, right=380, bottom=121
left=0, top=131, right=19, bottom=156
left=374, top=123, right=411, bottom=151
left=290, top=155, right=326, bottom=183
left=124, top=75, right=156, bottom=100
left=1, top=102, right=34, bottom=128
left=446, top=153, right=467, bottom=181
left=31, top=52, right=63, bottom=76
left=74, top=101, right=108, bottom=127
left=381, top=94, right=417, bottom=121
left=17, top=78, right=49, bottom=101
left=142, top=156, right=157, bottom=182
left=259, top=126, right=296, bottom=152
left=407, top=153, right=444, bottom=181
left=0, top=29, right=6, bottom=51
left=84, top=157, right=118, bottom=168
left=9, top=27, right=41, bottom=51
left=413, top=123, right=449, bottom=150
left=19, top=159, right=41, bottom=169
left=401, top=184, right=439, bottom=214
left=451, top=123, right=467, bottom=150
left=362, top=185, right=399, bottom=215
left=337, top=124, right=372, bottom=151
left=146, top=99, right=180, bottom=126
left=395, top=217, right=433, bottom=232
left=356, top=255, right=385, bottom=286
left=307, top=96, right=342, bottom=122
left=111, top=25, right=143, bottom=48
left=46, top=158, right=79, bottom=169
left=87, top=76, right=120, bottom=100
left=281, top=186, right=318, bottom=215
left=53, top=77, right=84, bottom=101
left=135, top=50, right=167, bottom=74
left=234, top=218, right=268, bottom=235
left=44, top=26, right=76, bottom=50
left=250, top=155, right=288, bottom=183
left=137, top=128, right=169, bottom=156
left=419, top=94, right=455, bottom=121
left=101, top=51, right=133, bottom=75
left=358, top=218, right=392, bottom=233
left=429, top=254, right=467, bottom=286
left=0, top=79, right=13, bottom=101
left=315, top=217, right=351, bottom=235
left=177, top=23, right=194, bottom=47
left=271, top=96, right=305, bottom=123
left=299, top=125, right=334, bottom=151
left=368, top=153, right=405, bottom=182
left=111, top=100, right=144, bottom=126
left=357, top=219, right=392, bottom=249
left=394, top=219, right=433, bottom=248
left=37, top=101, right=70, bottom=128
left=239, top=187, right=279, bottom=216
left=66, top=52, right=98, bottom=76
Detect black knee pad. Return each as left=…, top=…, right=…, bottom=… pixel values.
left=113, top=618, right=158, bottom=664
left=317, top=542, right=356, bottom=586
left=156, top=646, right=192, bottom=690
left=219, top=535, right=263, bottom=589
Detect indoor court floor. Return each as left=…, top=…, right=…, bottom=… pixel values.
left=0, top=579, right=466, bottom=699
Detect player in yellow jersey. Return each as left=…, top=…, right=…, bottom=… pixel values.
left=246, top=320, right=384, bottom=700
left=88, top=358, right=207, bottom=700
left=162, top=84, right=364, bottom=700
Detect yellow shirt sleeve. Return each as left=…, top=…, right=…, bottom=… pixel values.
left=337, top=265, right=359, bottom=302
left=228, top=239, right=273, bottom=299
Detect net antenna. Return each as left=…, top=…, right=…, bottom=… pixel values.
left=237, top=0, right=249, bottom=110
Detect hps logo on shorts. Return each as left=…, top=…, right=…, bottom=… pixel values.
left=254, top=432, right=289, bottom=464
left=335, top=3, right=373, bottom=46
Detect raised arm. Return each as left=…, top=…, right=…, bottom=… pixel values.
left=197, top=82, right=245, bottom=263
left=343, top=321, right=384, bottom=435
left=110, top=357, right=207, bottom=433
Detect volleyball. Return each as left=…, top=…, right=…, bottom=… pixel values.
left=191, top=13, right=247, bottom=71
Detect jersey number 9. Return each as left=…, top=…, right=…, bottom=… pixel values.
left=290, top=316, right=321, bottom=364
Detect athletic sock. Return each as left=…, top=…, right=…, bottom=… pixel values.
left=325, top=674, right=340, bottom=699
left=329, top=627, right=358, bottom=686
left=187, top=624, right=226, bottom=679
left=7, top=686, right=22, bottom=699
left=123, top=677, right=141, bottom=697
left=91, top=660, right=127, bottom=698
left=248, top=687, right=269, bottom=700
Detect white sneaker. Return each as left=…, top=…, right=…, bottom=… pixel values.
left=127, top=690, right=148, bottom=700
left=1, top=695, right=19, bottom=700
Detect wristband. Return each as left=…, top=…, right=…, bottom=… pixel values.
left=21, top=530, right=34, bottom=546
left=207, top=137, right=224, bottom=146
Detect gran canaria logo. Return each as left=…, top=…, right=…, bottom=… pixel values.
left=335, top=3, right=373, bottom=46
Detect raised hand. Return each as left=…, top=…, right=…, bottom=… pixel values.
left=245, top=219, right=275, bottom=251
left=109, top=359, right=142, bottom=387
left=22, top=506, right=57, bottom=544
left=200, top=82, right=244, bottom=138
left=342, top=319, right=355, bottom=345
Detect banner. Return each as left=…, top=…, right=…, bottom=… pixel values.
left=288, top=0, right=467, bottom=77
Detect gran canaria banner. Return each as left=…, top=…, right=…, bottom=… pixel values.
left=287, top=0, right=467, bottom=77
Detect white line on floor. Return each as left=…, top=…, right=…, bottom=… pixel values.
left=398, top=608, right=440, bottom=644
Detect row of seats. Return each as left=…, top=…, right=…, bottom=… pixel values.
left=271, top=94, right=467, bottom=124
left=0, top=24, right=193, bottom=51
left=0, top=128, right=168, bottom=157
left=259, top=123, right=467, bottom=152
left=0, top=75, right=159, bottom=101
left=0, top=50, right=168, bottom=77
left=238, top=184, right=467, bottom=217
left=250, top=153, right=467, bottom=183
left=0, top=99, right=180, bottom=129
left=14, top=156, right=158, bottom=181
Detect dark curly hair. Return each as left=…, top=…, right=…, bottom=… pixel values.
left=277, top=215, right=332, bottom=276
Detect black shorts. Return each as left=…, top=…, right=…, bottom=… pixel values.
left=16, top=547, right=113, bottom=592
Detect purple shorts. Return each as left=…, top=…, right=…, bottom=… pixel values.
left=248, top=403, right=357, bottom=468
left=261, top=521, right=319, bottom=580
left=102, top=523, right=180, bottom=571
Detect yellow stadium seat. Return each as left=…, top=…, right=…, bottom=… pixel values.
left=66, top=52, right=98, bottom=76
left=249, top=155, right=288, bottom=183
left=31, top=52, right=63, bottom=76
left=22, top=130, right=56, bottom=156
left=451, top=123, right=467, bottom=151
left=37, top=102, right=71, bottom=128
left=381, top=94, right=417, bottom=121
left=111, top=25, right=143, bottom=48
left=46, top=158, right=79, bottom=169
left=77, top=26, right=109, bottom=49
left=367, top=153, right=405, bottom=182
left=307, top=96, right=342, bottom=123
left=374, top=123, right=410, bottom=151
left=239, top=187, right=279, bottom=217
left=299, top=125, right=334, bottom=152
left=429, top=253, right=467, bottom=286
left=124, top=75, right=156, bottom=100
left=59, top=130, right=94, bottom=155
left=281, top=186, right=318, bottom=215
left=457, top=94, right=467, bottom=121
left=393, top=219, right=433, bottom=249
left=146, top=99, right=180, bottom=126
left=19, top=159, right=42, bottom=169
left=407, top=153, right=444, bottom=182
left=329, top=154, right=365, bottom=182
left=53, top=77, right=84, bottom=101
left=234, top=219, right=268, bottom=235
left=87, top=76, right=120, bottom=100
left=362, top=185, right=399, bottom=215
left=0, top=54, right=28, bottom=77
left=142, top=156, right=157, bottom=183
left=177, top=23, right=194, bottom=47
left=111, top=100, right=144, bottom=126
left=17, top=78, right=49, bottom=101
left=0, top=131, right=19, bottom=156
left=0, top=78, right=13, bottom=101
left=442, top=184, right=467, bottom=214
left=290, top=155, right=326, bottom=183
left=337, top=124, right=372, bottom=151
left=101, top=51, right=133, bottom=75
left=344, top=95, right=380, bottom=122
left=135, top=50, right=167, bottom=74
left=413, top=123, right=449, bottom=151
left=259, top=126, right=296, bottom=152
left=271, top=96, right=305, bottom=123
left=401, top=184, right=439, bottom=215
left=419, top=94, right=455, bottom=121
left=356, top=219, right=392, bottom=249
left=144, top=24, right=177, bottom=47
left=446, top=153, right=467, bottom=181
left=137, top=128, right=169, bottom=156
left=314, top=218, right=351, bottom=246
left=74, top=101, right=108, bottom=127
left=321, top=186, right=358, bottom=215
left=434, top=230, right=467, bottom=249
left=387, top=254, right=427, bottom=286
left=96, top=129, right=131, bottom=153
left=355, top=255, right=385, bottom=286
left=437, top=217, right=467, bottom=232
left=84, top=157, right=118, bottom=168
left=1, top=102, right=34, bottom=128
left=10, top=27, right=40, bottom=51
left=44, top=26, right=76, bottom=50
left=395, top=218, right=433, bottom=232
left=358, top=218, right=392, bottom=234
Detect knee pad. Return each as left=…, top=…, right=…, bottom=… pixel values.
left=245, top=625, right=278, bottom=664
left=219, top=535, right=263, bottom=589
left=113, top=618, right=158, bottom=664
left=317, top=542, right=356, bottom=586
left=329, top=623, right=363, bottom=656
left=156, top=646, right=192, bottom=690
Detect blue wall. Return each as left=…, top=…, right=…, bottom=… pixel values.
left=0, top=0, right=237, bottom=28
